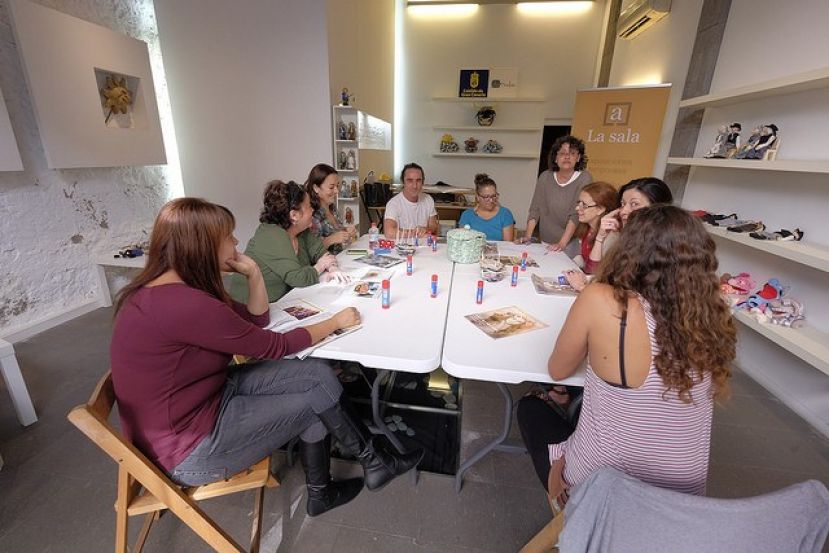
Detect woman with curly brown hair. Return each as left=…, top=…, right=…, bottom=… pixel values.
left=517, top=205, right=735, bottom=511
left=229, top=180, right=341, bottom=302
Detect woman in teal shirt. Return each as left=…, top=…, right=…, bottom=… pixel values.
left=230, top=180, right=340, bottom=302
left=458, top=173, right=515, bottom=241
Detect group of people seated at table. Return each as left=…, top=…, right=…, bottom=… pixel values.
left=108, top=133, right=736, bottom=526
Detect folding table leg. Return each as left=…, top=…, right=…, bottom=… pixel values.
left=371, top=369, right=406, bottom=453
left=454, top=382, right=525, bottom=492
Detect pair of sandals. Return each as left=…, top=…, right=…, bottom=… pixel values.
left=749, top=228, right=804, bottom=241
left=525, top=384, right=583, bottom=425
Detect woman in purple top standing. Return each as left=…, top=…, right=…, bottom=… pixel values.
left=110, top=198, right=422, bottom=517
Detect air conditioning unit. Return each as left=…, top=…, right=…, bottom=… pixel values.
left=617, top=0, right=671, bottom=40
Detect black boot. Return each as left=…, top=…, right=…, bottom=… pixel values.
left=299, top=436, right=364, bottom=517
left=318, top=399, right=425, bottom=491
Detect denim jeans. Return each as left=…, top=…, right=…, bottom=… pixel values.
left=170, top=357, right=342, bottom=486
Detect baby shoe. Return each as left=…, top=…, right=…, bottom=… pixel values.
left=728, top=221, right=765, bottom=233
left=727, top=272, right=755, bottom=294
left=777, top=228, right=804, bottom=241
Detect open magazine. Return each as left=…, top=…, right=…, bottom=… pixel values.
left=354, top=253, right=405, bottom=269
left=465, top=306, right=547, bottom=339
left=531, top=274, right=578, bottom=296
left=288, top=324, right=362, bottom=360
left=266, top=299, right=327, bottom=331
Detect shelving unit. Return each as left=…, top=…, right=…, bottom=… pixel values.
left=678, top=66, right=829, bottom=109
left=705, top=226, right=829, bottom=273
left=432, top=96, right=545, bottom=103
left=732, top=311, right=829, bottom=378
left=677, top=66, right=829, bottom=437
left=331, top=105, right=361, bottom=228
left=667, top=157, right=829, bottom=174
left=432, top=125, right=541, bottom=133
left=432, top=152, right=538, bottom=160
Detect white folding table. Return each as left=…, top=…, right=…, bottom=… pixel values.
left=442, top=242, right=584, bottom=490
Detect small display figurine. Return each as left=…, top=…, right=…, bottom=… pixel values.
left=340, top=87, right=353, bottom=106
left=464, top=137, right=479, bottom=153
left=350, top=179, right=358, bottom=197
left=337, top=119, right=348, bottom=140
left=347, top=121, right=357, bottom=141
left=338, top=150, right=348, bottom=170
left=482, top=139, right=503, bottom=154
left=340, top=179, right=350, bottom=198
left=476, top=106, right=496, bottom=126
left=703, top=125, right=729, bottom=158
left=346, top=149, right=357, bottom=170
left=345, top=206, right=354, bottom=224
left=440, top=133, right=460, bottom=153
left=725, top=123, right=742, bottom=157
left=734, top=124, right=779, bottom=160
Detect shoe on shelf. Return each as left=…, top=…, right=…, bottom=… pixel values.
left=777, top=228, right=804, bottom=241
left=727, top=221, right=764, bottom=233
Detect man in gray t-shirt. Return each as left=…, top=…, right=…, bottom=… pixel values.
left=383, top=163, right=439, bottom=239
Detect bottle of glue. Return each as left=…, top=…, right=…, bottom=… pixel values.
left=511, top=265, right=519, bottom=287
left=431, top=274, right=438, bottom=298
left=476, top=280, right=484, bottom=304
left=382, top=279, right=390, bottom=309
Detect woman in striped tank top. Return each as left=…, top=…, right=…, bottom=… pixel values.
left=517, top=205, right=736, bottom=510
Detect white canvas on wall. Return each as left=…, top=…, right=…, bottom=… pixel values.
left=8, top=0, right=165, bottom=168
left=0, top=86, right=24, bottom=171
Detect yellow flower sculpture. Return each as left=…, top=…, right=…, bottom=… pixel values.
left=100, top=75, right=132, bottom=123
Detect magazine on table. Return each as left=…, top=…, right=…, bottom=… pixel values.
left=354, top=253, right=405, bottom=269
left=531, top=274, right=578, bottom=296
left=266, top=299, right=326, bottom=331
left=289, top=324, right=362, bottom=360
left=465, top=306, right=547, bottom=339
left=496, top=255, right=539, bottom=268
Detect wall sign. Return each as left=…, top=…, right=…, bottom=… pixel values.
left=570, top=85, right=671, bottom=186
left=458, top=69, right=489, bottom=98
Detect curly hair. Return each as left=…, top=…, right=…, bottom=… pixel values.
left=260, top=180, right=307, bottom=229
left=575, top=181, right=619, bottom=239
left=115, top=198, right=235, bottom=313
left=305, top=163, right=339, bottom=211
left=596, top=205, right=735, bottom=402
left=548, top=135, right=588, bottom=172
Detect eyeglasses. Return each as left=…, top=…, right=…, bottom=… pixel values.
left=478, top=193, right=499, bottom=200
left=575, top=200, right=598, bottom=209
left=556, top=150, right=579, bottom=158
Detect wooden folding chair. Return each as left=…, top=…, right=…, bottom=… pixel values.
left=67, top=372, right=278, bottom=553
left=520, top=510, right=564, bottom=553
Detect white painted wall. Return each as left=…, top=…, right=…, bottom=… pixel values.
left=608, top=0, right=704, bottom=179
left=0, top=0, right=174, bottom=336
left=398, top=3, right=606, bottom=227
left=154, top=0, right=333, bottom=246
left=679, top=0, right=829, bottom=435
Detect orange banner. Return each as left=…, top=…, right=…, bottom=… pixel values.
left=570, top=85, right=671, bottom=187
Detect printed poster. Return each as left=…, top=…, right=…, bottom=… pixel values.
left=570, top=85, right=671, bottom=186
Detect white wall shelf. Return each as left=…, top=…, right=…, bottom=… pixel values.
left=706, top=225, right=829, bottom=273
left=733, top=311, right=829, bottom=378
left=332, top=105, right=361, bottom=228
left=432, top=96, right=546, bottom=103
left=667, top=157, right=829, bottom=174
left=678, top=66, right=829, bottom=109
left=433, top=126, right=542, bottom=132
left=432, top=152, right=538, bottom=160
left=335, top=139, right=357, bottom=144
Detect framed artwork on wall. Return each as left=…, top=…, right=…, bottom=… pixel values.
left=7, top=0, right=165, bottom=168
left=0, top=86, right=24, bottom=171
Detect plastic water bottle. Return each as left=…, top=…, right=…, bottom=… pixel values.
left=368, top=223, right=379, bottom=250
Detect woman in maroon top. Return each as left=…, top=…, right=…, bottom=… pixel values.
left=111, top=198, right=422, bottom=517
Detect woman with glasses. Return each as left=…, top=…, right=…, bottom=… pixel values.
left=458, top=173, right=515, bottom=241
left=571, top=181, right=619, bottom=274
left=518, top=135, right=592, bottom=252
left=229, top=180, right=343, bottom=303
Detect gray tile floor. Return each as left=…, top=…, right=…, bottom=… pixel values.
left=1, top=307, right=828, bottom=552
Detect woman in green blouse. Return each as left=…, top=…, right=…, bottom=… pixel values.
left=230, top=180, right=341, bottom=302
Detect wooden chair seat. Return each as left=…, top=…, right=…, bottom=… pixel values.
left=68, top=371, right=279, bottom=553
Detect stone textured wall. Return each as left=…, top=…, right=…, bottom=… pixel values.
left=0, top=0, right=173, bottom=333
